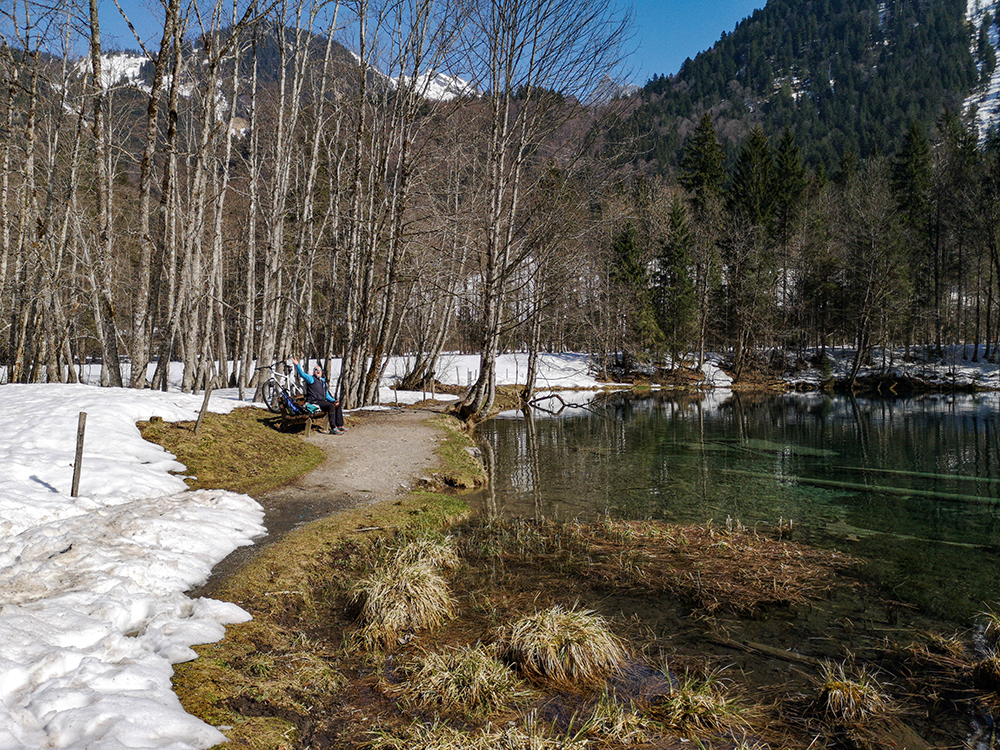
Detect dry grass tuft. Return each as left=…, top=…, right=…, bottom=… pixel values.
left=495, top=604, right=628, bottom=686
left=817, top=661, right=893, bottom=724
left=581, top=689, right=654, bottom=745
left=352, top=558, right=456, bottom=647
left=646, top=668, right=751, bottom=734
left=391, top=643, right=534, bottom=719
left=393, top=535, right=461, bottom=571
left=364, top=712, right=588, bottom=750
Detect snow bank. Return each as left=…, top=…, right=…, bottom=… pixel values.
left=782, top=345, right=1000, bottom=391
left=0, top=385, right=264, bottom=750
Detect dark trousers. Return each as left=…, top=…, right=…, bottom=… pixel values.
left=310, top=400, right=343, bottom=430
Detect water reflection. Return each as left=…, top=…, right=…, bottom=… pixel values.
left=476, top=390, right=1000, bottom=620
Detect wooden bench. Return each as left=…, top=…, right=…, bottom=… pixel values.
left=278, top=398, right=327, bottom=436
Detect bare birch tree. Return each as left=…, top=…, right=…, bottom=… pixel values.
left=87, top=0, right=125, bottom=386
left=336, top=0, right=462, bottom=408
left=454, top=0, right=630, bottom=420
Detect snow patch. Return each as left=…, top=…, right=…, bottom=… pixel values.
left=0, top=384, right=263, bottom=750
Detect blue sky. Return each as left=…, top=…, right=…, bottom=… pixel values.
left=629, top=0, right=766, bottom=83
left=95, top=0, right=767, bottom=84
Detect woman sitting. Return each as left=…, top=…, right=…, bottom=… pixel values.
left=290, top=358, right=345, bottom=434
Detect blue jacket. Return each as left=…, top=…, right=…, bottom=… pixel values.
left=295, top=363, right=337, bottom=403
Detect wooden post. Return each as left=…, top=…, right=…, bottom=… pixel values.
left=71, top=412, right=86, bottom=497
left=194, top=384, right=212, bottom=433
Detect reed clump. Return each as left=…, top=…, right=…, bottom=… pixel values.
left=390, top=643, right=534, bottom=719
left=392, top=535, right=460, bottom=571
left=645, top=667, right=751, bottom=735
left=351, top=557, right=456, bottom=647
left=364, top=713, right=588, bottom=750
left=581, top=689, right=654, bottom=745
left=817, top=661, right=893, bottom=724
left=494, top=604, right=628, bottom=686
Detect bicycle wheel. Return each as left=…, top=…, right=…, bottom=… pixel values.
left=261, top=380, right=282, bottom=413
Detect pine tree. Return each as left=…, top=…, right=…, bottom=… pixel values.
left=679, top=113, right=726, bottom=211
left=653, top=195, right=698, bottom=367
left=893, top=121, right=933, bottom=354
left=728, top=125, right=776, bottom=227
left=610, top=222, right=662, bottom=367
left=772, top=128, right=807, bottom=327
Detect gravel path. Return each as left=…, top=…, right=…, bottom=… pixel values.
left=262, top=406, right=447, bottom=528
left=195, top=405, right=450, bottom=592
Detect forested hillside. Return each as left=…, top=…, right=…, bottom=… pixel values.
left=622, top=0, right=982, bottom=171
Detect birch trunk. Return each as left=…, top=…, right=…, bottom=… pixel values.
left=88, top=0, right=124, bottom=387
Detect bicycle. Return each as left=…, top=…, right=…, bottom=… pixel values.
left=256, top=362, right=303, bottom=414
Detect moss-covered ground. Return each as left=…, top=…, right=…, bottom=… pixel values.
left=138, top=406, right=325, bottom=496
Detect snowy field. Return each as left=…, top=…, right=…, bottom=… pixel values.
left=1, top=348, right=997, bottom=749
left=0, top=385, right=263, bottom=750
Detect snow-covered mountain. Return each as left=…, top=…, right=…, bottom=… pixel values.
left=74, top=52, right=150, bottom=92
left=80, top=51, right=474, bottom=104
left=390, top=71, right=476, bottom=102
left=966, top=0, right=1000, bottom=139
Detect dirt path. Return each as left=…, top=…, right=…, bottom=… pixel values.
left=262, top=405, right=448, bottom=527
left=196, top=405, right=451, bottom=592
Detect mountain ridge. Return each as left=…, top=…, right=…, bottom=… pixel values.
left=623, top=0, right=986, bottom=171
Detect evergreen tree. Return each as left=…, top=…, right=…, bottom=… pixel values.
left=653, top=195, right=698, bottom=366
left=610, top=222, right=662, bottom=366
left=772, top=128, right=807, bottom=334
left=724, top=126, right=780, bottom=373
left=728, top=125, right=776, bottom=227
left=892, top=121, right=934, bottom=354
left=679, top=113, right=726, bottom=212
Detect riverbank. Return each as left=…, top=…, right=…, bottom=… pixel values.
left=620, top=346, right=1000, bottom=394
left=188, top=406, right=484, bottom=594
left=170, top=404, right=486, bottom=748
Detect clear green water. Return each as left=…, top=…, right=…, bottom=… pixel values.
left=476, top=390, right=1000, bottom=621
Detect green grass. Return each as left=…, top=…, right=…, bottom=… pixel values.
left=138, top=406, right=324, bottom=496
left=428, top=414, right=488, bottom=488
